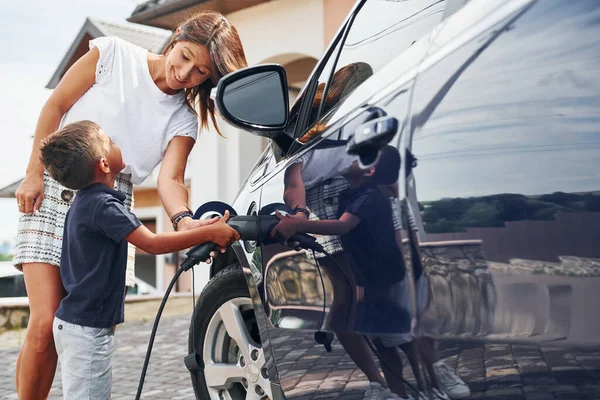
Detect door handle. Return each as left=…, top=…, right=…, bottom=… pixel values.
left=346, top=116, right=399, bottom=166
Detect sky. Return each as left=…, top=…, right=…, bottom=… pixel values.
left=0, top=0, right=148, bottom=247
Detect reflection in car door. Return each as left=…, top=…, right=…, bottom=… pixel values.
left=251, top=0, right=461, bottom=398
left=405, top=0, right=600, bottom=398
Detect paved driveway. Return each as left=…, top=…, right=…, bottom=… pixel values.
left=1, top=297, right=600, bottom=399
left=0, top=298, right=197, bottom=399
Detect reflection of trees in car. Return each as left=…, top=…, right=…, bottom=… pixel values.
left=422, top=192, right=600, bottom=233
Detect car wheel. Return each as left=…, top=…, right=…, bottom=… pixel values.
left=189, top=265, right=273, bottom=400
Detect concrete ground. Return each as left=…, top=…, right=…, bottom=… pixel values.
left=1, top=296, right=600, bottom=399
left=0, top=297, right=197, bottom=399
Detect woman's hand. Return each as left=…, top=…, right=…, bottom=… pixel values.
left=177, top=215, right=225, bottom=261
left=176, top=215, right=219, bottom=232
left=270, top=211, right=299, bottom=242
left=15, top=173, right=45, bottom=214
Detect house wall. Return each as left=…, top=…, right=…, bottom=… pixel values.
left=323, top=0, right=355, bottom=45
left=227, top=0, right=325, bottom=65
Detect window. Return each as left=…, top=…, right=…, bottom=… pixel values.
left=295, top=0, right=447, bottom=145
left=286, top=30, right=345, bottom=144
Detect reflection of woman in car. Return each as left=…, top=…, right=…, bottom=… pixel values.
left=275, top=146, right=417, bottom=400
left=380, top=150, right=452, bottom=400
left=283, top=61, right=375, bottom=321
left=397, top=150, right=472, bottom=400
left=283, top=62, right=408, bottom=399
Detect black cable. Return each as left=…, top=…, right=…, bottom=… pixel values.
left=312, top=249, right=327, bottom=331
left=191, top=265, right=196, bottom=353
left=135, top=267, right=184, bottom=400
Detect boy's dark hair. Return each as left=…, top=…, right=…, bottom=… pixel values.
left=40, top=120, right=104, bottom=190
left=372, top=145, right=401, bottom=185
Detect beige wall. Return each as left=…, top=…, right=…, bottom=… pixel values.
left=323, top=0, right=355, bottom=46
left=133, top=188, right=161, bottom=208
left=228, top=0, right=325, bottom=65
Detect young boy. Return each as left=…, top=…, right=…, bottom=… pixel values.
left=39, top=120, right=240, bottom=399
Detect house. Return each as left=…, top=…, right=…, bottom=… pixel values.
left=127, top=0, right=354, bottom=293
left=0, top=0, right=355, bottom=295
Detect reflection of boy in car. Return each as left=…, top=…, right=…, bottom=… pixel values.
left=273, top=146, right=416, bottom=399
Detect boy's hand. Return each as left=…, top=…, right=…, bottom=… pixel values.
left=270, top=211, right=299, bottom=242
left=177, top=214, right=223, bottom=263
left=209, top=210, right=241, bottom=249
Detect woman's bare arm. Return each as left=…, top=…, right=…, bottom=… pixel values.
left=283, top=162, right=308, bottom=219
left=17, top=48, right=99, bottom=213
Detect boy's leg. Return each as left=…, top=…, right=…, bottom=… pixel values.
left=53, top=318, right=114, bottom=399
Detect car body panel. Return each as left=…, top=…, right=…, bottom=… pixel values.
left=215, top=0, right=600, bottom=398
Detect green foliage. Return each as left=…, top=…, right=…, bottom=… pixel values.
left=421, top=192, right=599, bottom=233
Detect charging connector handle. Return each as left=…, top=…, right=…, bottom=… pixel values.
left=181, top=242, right=218, bottom=271
left=180, top=215, right=323, bottom=270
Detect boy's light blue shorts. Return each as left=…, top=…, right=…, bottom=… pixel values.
left=53, top=317, right=115, bottom=399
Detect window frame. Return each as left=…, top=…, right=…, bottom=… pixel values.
left=290, top=0, right=450, bottom=150
left=289, top=1, right=368, bottom=142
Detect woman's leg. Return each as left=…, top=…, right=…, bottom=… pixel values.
left=373, top=341, right=408, bottom=398
left=399, top=340, right=427, bottom=392
left=15, top=262, right=65, bottom=400
left=336, top=333, right=385, bottom=385
left=419, top=337, right=441, bottom=389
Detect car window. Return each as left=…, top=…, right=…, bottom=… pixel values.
left=286, top=33, right=345, bottom=144
left=295, top=0, right=447, bottom=145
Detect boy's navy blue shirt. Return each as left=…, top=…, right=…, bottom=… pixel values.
left=55, top=183, right=141, bottom=328
left=338, top=183, right=406, bottom=288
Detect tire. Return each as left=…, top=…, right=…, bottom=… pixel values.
left=188, top=265, right=273, bottom=400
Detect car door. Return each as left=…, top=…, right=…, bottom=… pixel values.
left=405, top=0, right=600, bottom=398
left=253, top=0, right=452, bottom=398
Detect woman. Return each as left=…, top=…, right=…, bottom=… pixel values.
left=13, top=11, right=247, bottom=399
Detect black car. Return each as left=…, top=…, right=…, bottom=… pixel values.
left=186, top=0, right=600, bottom=399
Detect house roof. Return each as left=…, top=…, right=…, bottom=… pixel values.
left=46, top=18, right=172, bottom=89
left=128, top=0, right=274, bottom=29
left=130, top=0, right=189, bottom=18
left=89, top=19, right=172, bottom=54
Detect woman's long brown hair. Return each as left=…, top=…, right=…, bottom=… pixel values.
left=163, top=11, right=248, bottom=135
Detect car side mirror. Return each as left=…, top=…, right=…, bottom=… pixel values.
left=212, top=64, right=289, bottom=138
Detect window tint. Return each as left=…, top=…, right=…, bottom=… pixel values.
left=288, top=34, right=344, bottom=144
left=339, top=0, right=445, bottom=73
left=297, top=0, right=446, bottom=144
